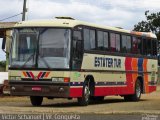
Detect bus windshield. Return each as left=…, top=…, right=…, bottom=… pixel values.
left=10, top=28, right=71, bottom=69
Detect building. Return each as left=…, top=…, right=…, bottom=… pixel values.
left=0, top=22, right=16, bottom=71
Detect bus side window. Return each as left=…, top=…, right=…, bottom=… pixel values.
left=110, top=33, right=120, bottom=52
left=147, top=39, right=152, bottom=56
left=132, top=37, right=138, bottom=54
left=132, top=37, right=142, bottom=55
left=110, top=33, right=116, bottom=52
left=90, top=30, right=96, bottom=50
left=97, top=31, right=109, bottom=51
left=84, top=28, right=96, bottom=50
left=122, top=35, right=131, bottom=53
left=152, top=40, right=157, bottom=56
left=72, top=30, right=83, bottom=69
left=143, top=38, right=147, bottom=55
left=122, top=35, right=127, bottom=53
left=126, top=36, right=131, bottom=53
left=84, top=29, right=90, bottom=50
left=104, top=32, right=109, bottom=50
left=97, top=31, right=104, bottom=50
left=138, top=38, right=143, bottom=55
left=116, top=34, right=120, bottom=52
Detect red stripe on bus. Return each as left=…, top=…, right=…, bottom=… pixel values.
left=69, top=87, right=83, bottom=97
left=38, top=72, right=43, bottom=79
left=69, top=86, right=136, bottom=97
left=69, top=85, right=157, bottom=97
left=148, top=86, right=156, bottom=93
left=125, top=57, right=134, bottom=93
left=94, top=86, right=134, bottom=96
left=29, top=72, right=35, bottom=79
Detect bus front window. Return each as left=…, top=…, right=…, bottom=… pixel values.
left=10, top=28, right=71, bottom=69
left=10, top=29, right=38, bottom=68
left=38, top=29, right=71, bottom=69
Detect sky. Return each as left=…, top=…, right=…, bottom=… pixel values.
left=0, top=0, right=160, bottom=60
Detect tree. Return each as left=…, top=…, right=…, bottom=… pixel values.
left=0, top=60, right=6, bottom=72
left=0, top=61, right=6, bottom=67
left=133, top=11, right=160, bottom=40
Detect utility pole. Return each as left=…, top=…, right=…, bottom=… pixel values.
left=22, top=0, right=27, bottom=21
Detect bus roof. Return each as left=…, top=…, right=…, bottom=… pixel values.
left=14, top=17, right=157, bottom=39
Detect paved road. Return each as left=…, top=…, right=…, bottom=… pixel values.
left=0, top=92, right=160, bottom=115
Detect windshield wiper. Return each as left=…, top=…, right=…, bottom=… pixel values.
left=39, top=55, right=51, bottom=69
left=21, top=53, right=35, bottom=68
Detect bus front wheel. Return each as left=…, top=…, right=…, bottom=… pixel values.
left=30, top=96, right=43, bottom=106
left=77, top=82, right=90, bottom=106
left=124, top=80, right=142, bottom=101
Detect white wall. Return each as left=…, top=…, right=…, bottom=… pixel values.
left=0, top=72, right=8, bottom=84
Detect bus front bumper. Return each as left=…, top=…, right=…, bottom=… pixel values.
left=9, top=80, right=70, bottom=97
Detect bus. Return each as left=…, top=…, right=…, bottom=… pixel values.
left=8, top=17, right=158, bottom=106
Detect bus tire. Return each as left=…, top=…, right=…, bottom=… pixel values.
left=30, top=96, right=43, bottom=106
left=124, top=80, right=141, bottom=101
left=77, top=81, right=90, bottom=106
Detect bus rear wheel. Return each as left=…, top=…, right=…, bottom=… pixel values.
left=77, top=82, right=90, bottom=106
left=30, top=96, right=43, bottom=106
left=124, top=80, right=141, bottom=101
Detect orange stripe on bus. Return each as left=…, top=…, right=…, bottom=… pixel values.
left=44, top=72, right=50, bottom=78
left=131, top=58, right=138, bottom=83
left=131, top=31, right=142, bottom=36
left=23, top=72, right=27, bottom=77
left=143, top=59, right=149, bottom=93
left=132, top=58, right=138, bottom=71
left=143, top=59, right=147, bottom=72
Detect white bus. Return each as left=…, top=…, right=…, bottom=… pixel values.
left=8, top=17, right=158, bottom=106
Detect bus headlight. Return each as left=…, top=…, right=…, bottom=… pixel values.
left=15, top=77, right=21, bottom=80
left=10, top=76, right=21, bottom=80
left=10, top=77, right=16, bottom=80
left=51, top=77, right=70, bottom=83
left=52, top=78, right=64, bottom=82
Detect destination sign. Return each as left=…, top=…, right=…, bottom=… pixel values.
left=94, top=57, right=121, bottom=68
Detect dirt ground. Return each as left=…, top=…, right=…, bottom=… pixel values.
left=0, top=86, right=160, bottom=115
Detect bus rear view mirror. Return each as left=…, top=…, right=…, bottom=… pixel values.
left=2, top=37, right=6, bottom=52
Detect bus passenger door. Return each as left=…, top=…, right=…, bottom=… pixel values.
left=72, top=30, right=83, bottom=70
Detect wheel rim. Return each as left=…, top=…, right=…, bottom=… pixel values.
left=84, top=85, right=90, bottom=102
left=136, top=83, right=141, bottom=98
